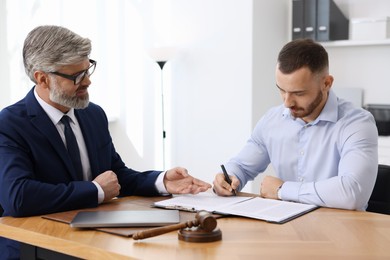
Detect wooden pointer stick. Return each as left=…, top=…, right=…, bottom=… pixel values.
left=133, top=211, right=217, bottom=240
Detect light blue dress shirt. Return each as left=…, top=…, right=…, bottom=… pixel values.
left=226, top=90, right=378, bottom=210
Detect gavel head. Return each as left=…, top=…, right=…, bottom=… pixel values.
left=195, top=211, right=217, bottom=232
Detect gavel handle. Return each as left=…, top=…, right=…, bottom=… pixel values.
left=133, top=220, right=198, bottom=240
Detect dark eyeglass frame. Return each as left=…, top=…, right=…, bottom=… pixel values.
left=49, top=59, right=96, bottom=85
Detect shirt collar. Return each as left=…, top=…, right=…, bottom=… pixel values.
left=34, top=87, right=76, bottom=125
left=316, top=89, right=338, bottom=123
left=282, top=89, right=338, bottom=125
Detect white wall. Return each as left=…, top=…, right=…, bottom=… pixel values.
left=326, top=0, right=390, bottom=106
left=110, top=0, right=289, bottom=192
left=250, top=0, right=290, bottom=190
left=252, top=1, right=290, bottom=125
left=167, top=0, right=253, bottom=184
left=326, top=45, right=390, bottom=106
left=111, top=0, right=254, bottom=184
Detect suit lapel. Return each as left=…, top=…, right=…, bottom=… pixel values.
left=26, top=88, right=80, bottom=181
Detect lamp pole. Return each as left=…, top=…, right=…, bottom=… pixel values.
left=149, top=46, right=176, bottom=170
left=156, top=60, right=167, bottom=170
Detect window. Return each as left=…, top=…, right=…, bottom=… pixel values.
left=3, top=0, right=173, bottom=167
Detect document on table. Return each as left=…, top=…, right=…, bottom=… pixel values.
left=154, top=192, right=318, bottom=224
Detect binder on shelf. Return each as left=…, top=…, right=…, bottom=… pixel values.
left=303, top=0, right=317, bottom=40
left=316, top=0, right=349, bottom=41
left=292, top=0, right=304, bottom=39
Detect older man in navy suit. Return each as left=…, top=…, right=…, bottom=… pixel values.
left=0, top=25, right=211, bottom=259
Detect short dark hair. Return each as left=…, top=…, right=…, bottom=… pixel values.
left=277, top=38, right=328, bottom=74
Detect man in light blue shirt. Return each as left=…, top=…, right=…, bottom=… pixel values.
left=213, top=39, right=378, bottom=211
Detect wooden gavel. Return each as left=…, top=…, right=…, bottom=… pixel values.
left=133, top=211, right=217, bottom=240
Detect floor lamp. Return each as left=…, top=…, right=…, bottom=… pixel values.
left=157, top=60, right=167, bottom=170
left=149, top=47, right=176, bottom=169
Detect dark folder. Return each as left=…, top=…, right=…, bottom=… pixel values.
left=292, top=0, right=304, bottom=39
left=303, top=0, right=317, bottom=40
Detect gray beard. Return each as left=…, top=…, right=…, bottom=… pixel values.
left=49, top=80, right=89, bottom=109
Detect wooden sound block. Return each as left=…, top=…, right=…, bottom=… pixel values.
left=178, top=227, right=222, bottom=243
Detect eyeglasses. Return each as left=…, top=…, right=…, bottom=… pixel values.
left=49, top=59, right=96, bottom=85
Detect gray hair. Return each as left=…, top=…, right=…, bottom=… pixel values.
left=23, top=25, right=91, bottom=83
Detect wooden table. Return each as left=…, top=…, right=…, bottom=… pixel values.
left=1, top=196, right=390, bottom=259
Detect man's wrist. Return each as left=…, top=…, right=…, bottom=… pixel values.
left=277, top=184, right=283, bottom=200
left=156, top=171, right=170, bottom=195
left=92, top=181, right=105, bottom=204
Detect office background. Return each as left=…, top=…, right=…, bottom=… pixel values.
left=0, top=0, right=389, bottom=193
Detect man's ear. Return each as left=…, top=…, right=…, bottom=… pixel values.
left=34, top=71, right=50, bottom=89
left=324, top=74, right=334, bottom=91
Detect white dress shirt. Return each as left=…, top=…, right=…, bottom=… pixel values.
left=34, top=89, right=168, bottom=203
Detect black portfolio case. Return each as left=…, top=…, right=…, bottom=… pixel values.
left=365, top=104, right=390, bottom=136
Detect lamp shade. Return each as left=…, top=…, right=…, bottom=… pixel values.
left=149, top=47, right=177, bottom=62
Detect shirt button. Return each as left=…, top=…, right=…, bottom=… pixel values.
left=300, top=151, right=304, bottom=155
left=299, top=177, right=304, bottom=182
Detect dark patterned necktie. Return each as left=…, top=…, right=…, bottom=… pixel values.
left=61, top=115, right=83, bottom=181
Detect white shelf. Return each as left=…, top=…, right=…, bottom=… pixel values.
left=333, top=0, right=390, bottom=19
left=320, top=0, right=390, bottom=48
left=320, top=39, right=390, bottom=47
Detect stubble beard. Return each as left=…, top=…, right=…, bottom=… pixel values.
left=291, top=90, right=323, bottom=119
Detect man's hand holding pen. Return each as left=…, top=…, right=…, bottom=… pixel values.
left=212, top=165, right=239, bottom=196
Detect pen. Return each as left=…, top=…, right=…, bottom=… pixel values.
left=220, top=164, right=237, bottom=196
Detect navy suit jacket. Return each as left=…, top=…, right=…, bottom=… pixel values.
left=0, top=87, right=161, bottom=259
